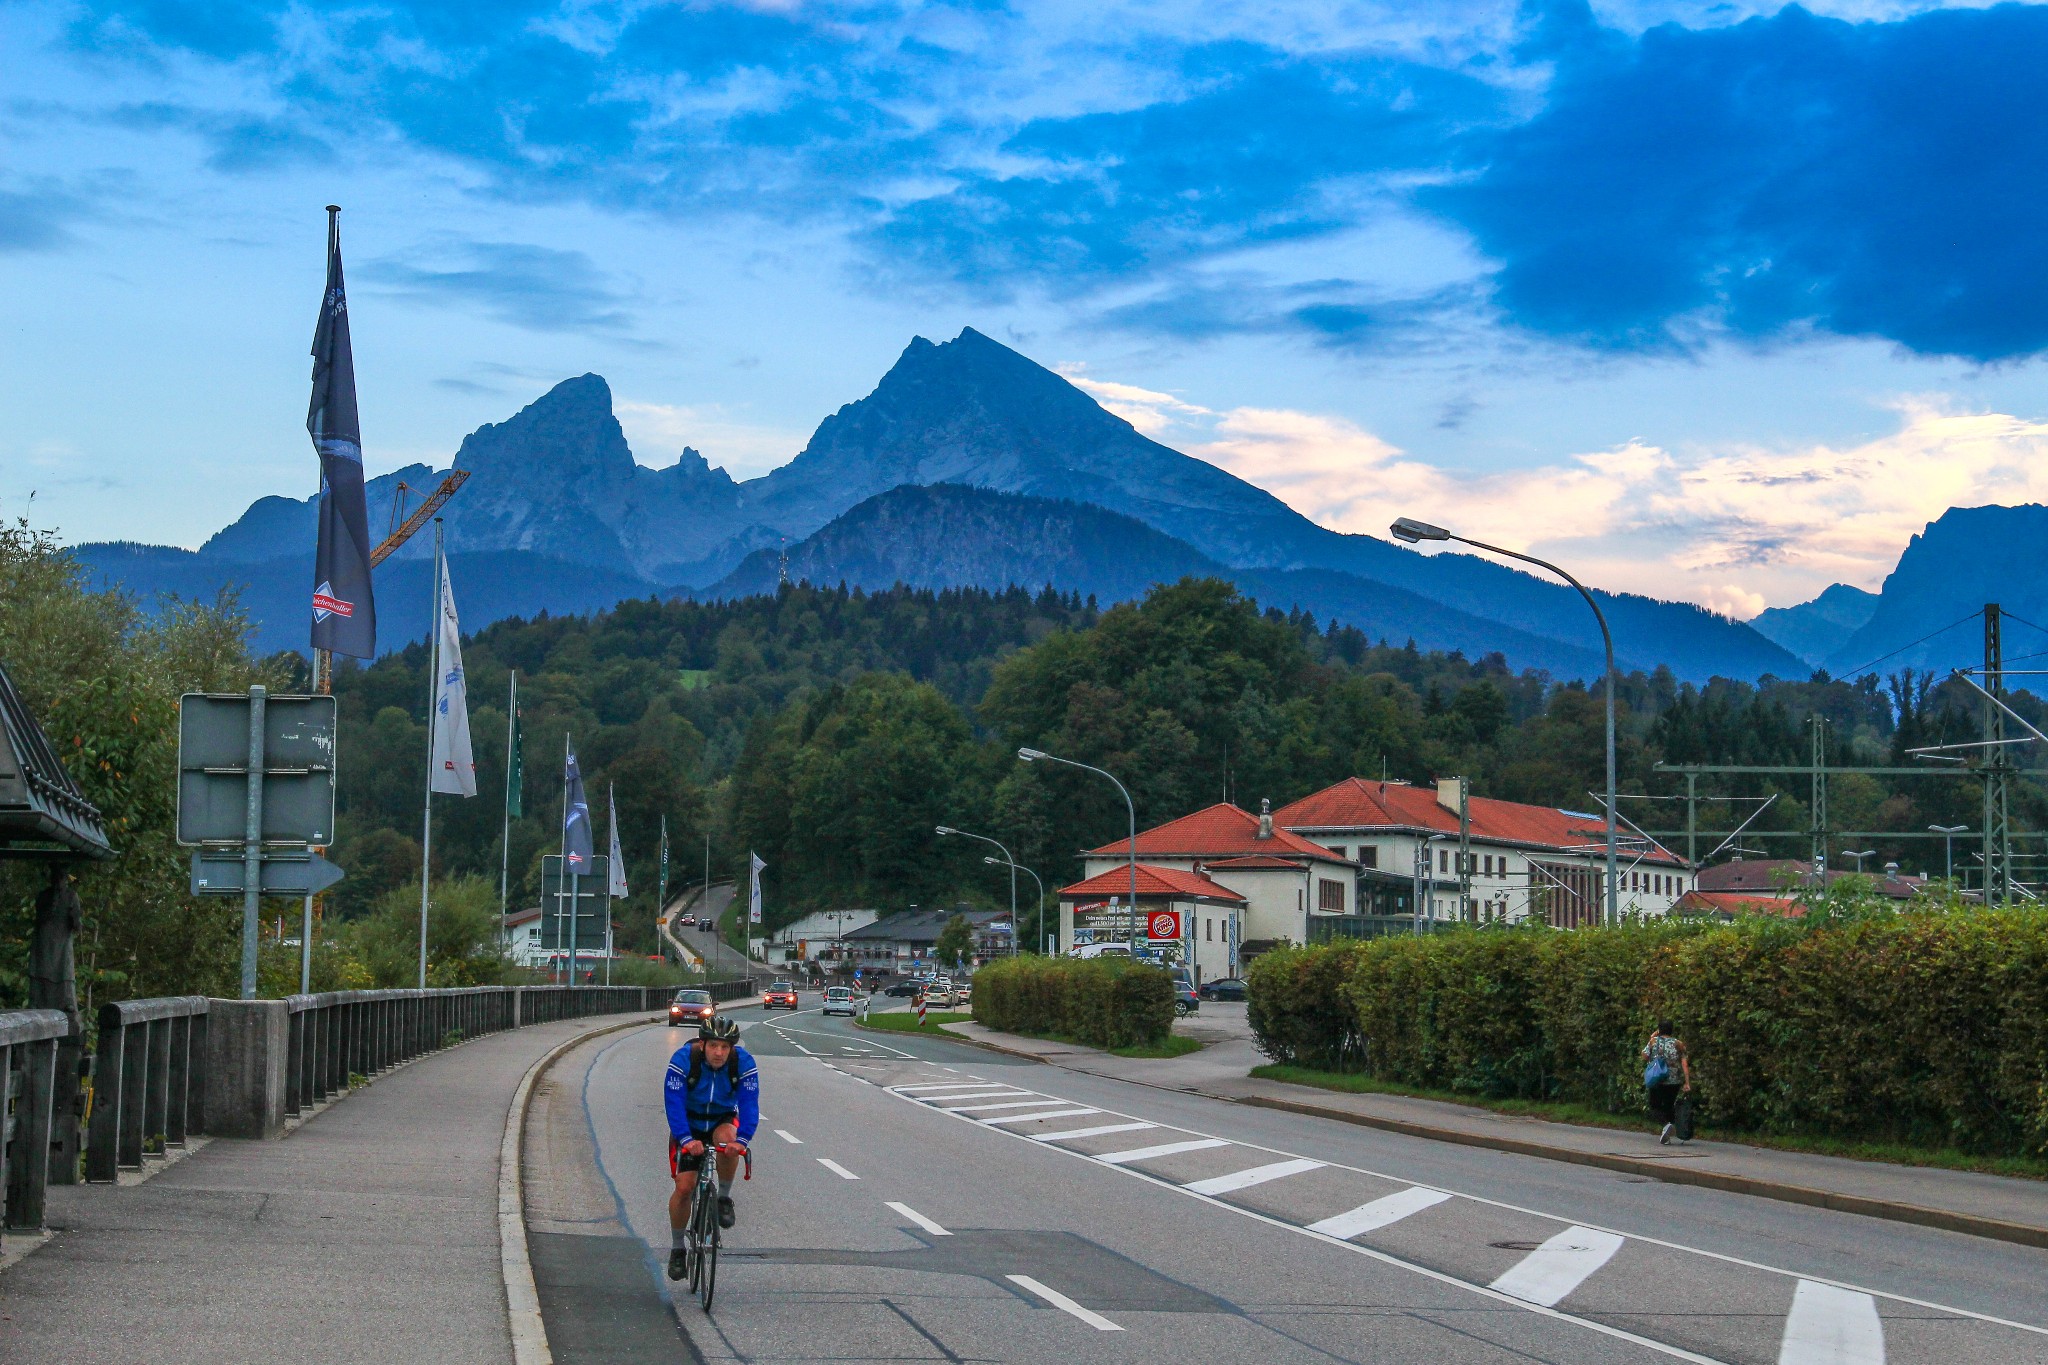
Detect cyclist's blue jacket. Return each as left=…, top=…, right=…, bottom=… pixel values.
left=665, top=1041, right=760, bottom=1143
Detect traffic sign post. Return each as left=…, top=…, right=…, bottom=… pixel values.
left=177, top=688, right=342, bottom=998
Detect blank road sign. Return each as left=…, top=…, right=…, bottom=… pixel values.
left=176, top=693, right=338, bottom=846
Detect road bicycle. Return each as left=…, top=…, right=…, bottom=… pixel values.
left=679, top=1140, right=751, bottom=1311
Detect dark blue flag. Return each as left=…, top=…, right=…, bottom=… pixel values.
left=307, top=205, right=377, bottom=659
left=563, top=745, right=594, bottom=873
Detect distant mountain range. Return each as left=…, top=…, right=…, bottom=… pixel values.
left=74, top=327, right=1814, bottom=681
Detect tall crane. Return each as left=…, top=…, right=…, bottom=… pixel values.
left=313, top=469, right=471, bottom=693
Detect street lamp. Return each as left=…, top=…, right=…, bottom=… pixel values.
left=936, top=825, right=1019, bottom=956
left=1391, top=516, right=1619, bottom=926
left=1019, top=748, right=1140, bottom=956
left=1842, top=848, right=1876, bottom=875
left=985, top=855, right=1048, bottom=954
left=1929, top=825, right=1968, bottom=883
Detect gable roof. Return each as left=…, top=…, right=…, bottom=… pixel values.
left=1086, top=802, right=1347, bottom=864
left=1677, top=889, right=1804, bottom=919
left=1697, top=858, right=1924, bottom=899
left=842, top=906, right=1012, bottom=944
left=1059, top=863, right=1247, bottom=903
left=1275, top=778, right=1686, bottom=868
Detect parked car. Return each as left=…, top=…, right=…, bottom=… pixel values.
left=1069, top=942, right=1132, bottom=959
left=821, top=986, right=858, bottom=1017
left=668, top=989, right=715, bottom=1029
left=883, top=981, right=921, bottom=998
left=1199, top=977, right=1247, bottom=1002
left=763, top=981, right=800, bottom=1010
left=1171, top=969, right=1199, bottom=1017
left=925, top=977, right=958, bottom=1006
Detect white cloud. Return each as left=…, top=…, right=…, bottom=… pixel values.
left=1155, top=393, right=2048, bottom=618
left=1057, top=366, right=1211, bottom=436
left=613, top=399, right=808, bottom=481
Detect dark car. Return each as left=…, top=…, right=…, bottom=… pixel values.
left=763, top=981, right=800, bottom=1010
left=668, top=989, right=715, bottom=1028
left=1199, top=977, right=1247, bottom=1002
left=883, top=981, right=921, bottom=997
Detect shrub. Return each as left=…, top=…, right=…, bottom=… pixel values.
left=1244, top=905, right=2048, bottom=1156
left=972, top=955, right=1173, bottom=1048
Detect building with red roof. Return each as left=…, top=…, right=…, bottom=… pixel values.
left=1069, top=801, right=1356, bottom=975
left=1275, top=777, right=1694, bottom=929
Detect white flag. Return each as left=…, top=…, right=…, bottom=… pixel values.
left=607, top=786, right=629, bottom=898
left=749, top=852, right=765, bottom=925
left=428, top=552, right=476, bottom=796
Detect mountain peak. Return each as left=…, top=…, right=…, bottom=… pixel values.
left=454, top=373, right=633, bottom=483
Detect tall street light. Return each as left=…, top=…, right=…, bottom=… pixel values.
left=936, top=825, right=1019, bottom=955
left=1392, top=517, right=1619, bottom=926
left=1842, top=848, right=1876, bottom=876
left=1019, top=748, right=1140, bottom=955
left=985, top=855, right=1048, bottom=954
left=1929, top=824, right=1968, bottom=884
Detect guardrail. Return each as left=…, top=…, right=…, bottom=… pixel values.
left=0, top=1009, right=67, bottom=1235
left=85, top=996, right=207, bottom=1184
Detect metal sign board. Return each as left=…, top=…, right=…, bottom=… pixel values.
left=539, top=853, right=610, bottom=949
left=176, top=693, right=337, bottom=846
left=190, top=851, right=346, bottom=897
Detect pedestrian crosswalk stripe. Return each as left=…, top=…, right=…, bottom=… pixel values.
left=1186, top=1157, right=1324, bottom=1196
left=1778, top=1280, right=1884, bottom=1365
left=983, top=1107, right=1101, bottom=1125
left=1490, top=1226, right=1626, bottom=1308
left=1034, top=1122, right=1156, bottom=1142
left=1307, top=1186, right=1451, bottom=1240
left=922, top=1088, right=1029, bottom=1103
left=1096, top=1138, right=1232, bottom=1165
left=943, top=1098, right=1069, bottom=1114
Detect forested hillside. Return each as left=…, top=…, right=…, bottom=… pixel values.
left=326, top=577, right=2046, bottom=947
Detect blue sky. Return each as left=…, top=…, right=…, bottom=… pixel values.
left=7, top=0, right=2048, bottom=617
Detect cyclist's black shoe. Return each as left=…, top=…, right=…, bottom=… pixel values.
left=718, top=1196, right=736, bottom=1229
left=667, top=1247, right=687, bottom=1281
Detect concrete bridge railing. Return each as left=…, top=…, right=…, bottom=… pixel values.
left=0, top=976, right=759, bottom=1238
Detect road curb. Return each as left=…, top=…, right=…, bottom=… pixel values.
left=852, top=1012, right=1049, bottom=1061
left=1229, top=1091, right=2048, bottom=1251
left=500, top=1014, right=664, bottom=1365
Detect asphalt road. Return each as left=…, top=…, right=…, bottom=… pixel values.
left=668, top=882, right=763, bottom=982
left=542, top=999, right=2048, bottom=1364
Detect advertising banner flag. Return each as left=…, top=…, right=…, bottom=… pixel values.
left=563, top=745, right=594, bottom=873
left=607, top=785, right=628, bottom=897
left=505, top=673, right=523, bottom=819
left=428, top=550, right=475, bottom=796
left=307, top=207, right=377, bottom=658
left=749, top=852, right=766, bottom=925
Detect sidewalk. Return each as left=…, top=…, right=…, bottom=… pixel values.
left=940, top=1012, right=2048, bottom=1251
left=0, top=1011, right=657, bottom=1365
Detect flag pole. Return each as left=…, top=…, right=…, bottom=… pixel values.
left=558, top=732, right=569, bottom=985
left=417, top=519, right=443, bottom=989
left=500, top=670, right=515, bottom=953
left=604, top=782, right=615, bottom=987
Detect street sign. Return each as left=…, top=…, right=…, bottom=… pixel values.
left=1146, top=910, right=1182, bottom=941
left=190, top=850, right=346, bottom=897
left=539, top=853, right=610, bottom=949
left=177, top=693, right=337, bottom=846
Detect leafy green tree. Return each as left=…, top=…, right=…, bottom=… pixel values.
left=933, top=914, right=974, bottom=970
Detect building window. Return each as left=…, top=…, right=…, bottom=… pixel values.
left=1206, top=918, right=1214, bottom=941
left=1318, top=879, right=1343, bottom=911
left=1439, top=849, right=1449, bottom=873
left=1358, top=844, right=1378, bottom=869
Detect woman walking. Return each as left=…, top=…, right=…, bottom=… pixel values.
left=1642, top=1020, right=1691, bottom=1145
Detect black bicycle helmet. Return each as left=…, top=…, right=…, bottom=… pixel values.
left=699, top=1015, right=741, bottom=1043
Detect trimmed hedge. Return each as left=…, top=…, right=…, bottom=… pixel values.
left=972, top=956, right=1174, bottom=1049
left=1245, top=909, right=2048, bottom=1156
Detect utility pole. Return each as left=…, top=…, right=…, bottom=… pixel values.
left=1456, top=776, right=1472, bottom=922
left=1809, top=716, right=1829, bottom=875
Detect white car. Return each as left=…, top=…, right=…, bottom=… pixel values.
left=821, top=986, right=858, bottom=1017
left=925, top=978, right=958, bottom=1006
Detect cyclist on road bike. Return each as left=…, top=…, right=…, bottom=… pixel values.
left=665, top=1014, right=759, bottom=1280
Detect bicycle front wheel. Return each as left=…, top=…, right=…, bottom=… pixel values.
left=698, top=1225, right=718, bottom=1312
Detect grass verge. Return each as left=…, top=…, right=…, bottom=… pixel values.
left=859, top=1010, right=974, bottom=1033
left=1252, top=1064, right=2048, bottom=1181
left=858, top=1010, right=1202, bottom=1059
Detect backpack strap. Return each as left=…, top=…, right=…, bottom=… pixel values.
left=686, top=1042, right=703, bottom=1088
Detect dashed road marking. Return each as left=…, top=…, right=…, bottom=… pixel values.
left=1185, top=1157, right=1323, bottom=1196
left=1096, top=1138, right=1232, bottom=1165
left=1006, top=1274, right=1122, bottom=1332
left=1490, top=1226, right=1626, bottom=1308
left=886, top=1201, right=952, bottom=1237
left=817, top=1158, right=860, bottom=1180
left=774, top=1129, right=802, bottom=1145
left=1779, top=1280, right=1885, bottom=1365
left=1306, top=1186, right=1451, bottom=1240
left=943, top=1099, right=1066, bottom=1114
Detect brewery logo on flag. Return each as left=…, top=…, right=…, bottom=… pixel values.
left=312, top=581, right=354, bottom=620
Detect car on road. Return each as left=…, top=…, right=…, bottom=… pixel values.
left=763, top=981, right=800, bottom=1010
left=1198, top=977, right=1246, bottom=1002
left=821, top=986, right=858, bottom=1017
left=924, top=978, right=958, bottom=1006
left=677, top=914, right=696, bottom=927
left=668, top=989, right=715, bottom=1029
left=882, top=981, right=921, bottom=998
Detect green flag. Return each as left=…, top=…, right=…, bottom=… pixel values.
left=505, top=674, right=523, bottom=820
left=658, top=815, right=669, bottom=911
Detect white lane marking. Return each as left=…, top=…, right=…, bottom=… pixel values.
left=1007, top=1274, right=1122, bottom=1332
left=982, top=1107, right=1100, bottom=1126
left=944, top=1099, right=1069, bottom=1114
left=893, top=1082, right=1004, bottom=1094
left=887, top=1201, right=952, bottom=1237
left=1307, top=1186, right=1452, bottom=1240
left=774, top=1129, right=803, bottom=1145
left=1491, top=1226, right=1626, bottom=1308
left=793, top=1043, right=816, bottom=1055
left=1033, top=1122, right=1156, bottom=1142
left=817, top=1159, right=860, bottom=1181
left=1095, top=1138, right=1232, bottom=1165
left=942, top=1066, right=961, bottom=1073
left=923, top=1089, right=1032, bottom=1103
left=1186, top=1158, right=1324, bottom=1196
left=1779, top=1280, right=1885, bottom=1365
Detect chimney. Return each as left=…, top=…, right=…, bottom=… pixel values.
left=1436, top=778, right=1465, bottom=815
left=1258, top=798, right=1273, bottom=840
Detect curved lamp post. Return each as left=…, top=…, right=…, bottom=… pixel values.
left=1018, top=748, right=1139, bottom=955
left=1391, top=517, right=1619, bottom=926
left=936, top=825, right=1019, bottom=955
left=1929, top=824, right=1968, bottom=884
left=985, top=855, right=1047, bottom=954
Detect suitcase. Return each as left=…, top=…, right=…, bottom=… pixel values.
left=1673, top=1093, right=1695, bottom=1142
